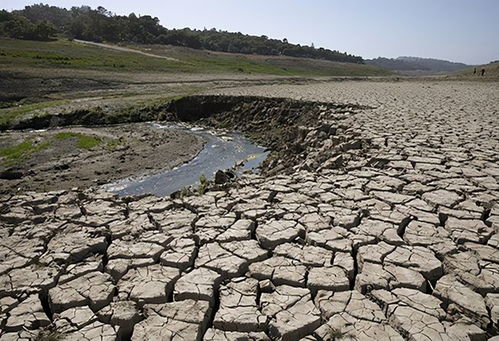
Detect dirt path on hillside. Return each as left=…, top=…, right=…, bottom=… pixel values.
left=74, top=39, right=181, bottom=62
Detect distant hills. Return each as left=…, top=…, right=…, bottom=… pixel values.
left=366, top=56, right=472, bottom=75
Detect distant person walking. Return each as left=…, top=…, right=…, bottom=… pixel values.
left=481, top=68, right=485, bottom=76
left=473, top=67, right=477, bottom=75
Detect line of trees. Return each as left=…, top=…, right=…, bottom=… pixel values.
left=0, top=4, right=364, bottom=64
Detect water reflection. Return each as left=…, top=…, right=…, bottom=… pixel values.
left=103, top=123, right=269, bottom=197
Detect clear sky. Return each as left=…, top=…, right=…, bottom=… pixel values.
left=2, top=0, right=498, bottom=64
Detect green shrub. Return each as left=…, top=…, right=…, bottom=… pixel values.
left=0, top=138, right=50, bottom=166
left=54, top=132, right=102, bottom=149
left=198, top=173, right=208, bottom=194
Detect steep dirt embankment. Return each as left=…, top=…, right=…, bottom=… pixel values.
left=2, top=95, right=373, bottom=177
left=167, top=95, right=372, bottom=174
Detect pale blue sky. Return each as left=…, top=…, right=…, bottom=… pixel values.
left=2, top=0, right=498, bottom=64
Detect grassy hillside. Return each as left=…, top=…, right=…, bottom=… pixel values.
left=0, top=38, right=392, bottom=128
left=131, top=43, right=390, bottom=77
left=4, top=4, right=363, bottom=64
left=0, top=38, right=390, bottom=77
left=453, top=61, right=499, bottom=79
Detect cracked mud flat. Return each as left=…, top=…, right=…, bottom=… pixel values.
left=0, top=80, right=498, bottom=340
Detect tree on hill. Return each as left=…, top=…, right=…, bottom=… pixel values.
left=1, top=4, right=364, bottom=64
left=0, top=10, right=57, bottom=41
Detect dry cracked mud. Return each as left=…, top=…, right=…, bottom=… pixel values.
left=0, top=80, right=498, bottom=340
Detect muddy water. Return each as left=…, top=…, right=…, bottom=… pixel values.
left=103, top=124, right=269, bottom=196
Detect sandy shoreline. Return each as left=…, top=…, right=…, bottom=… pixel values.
left=0, top=123, right=205, bottom=194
